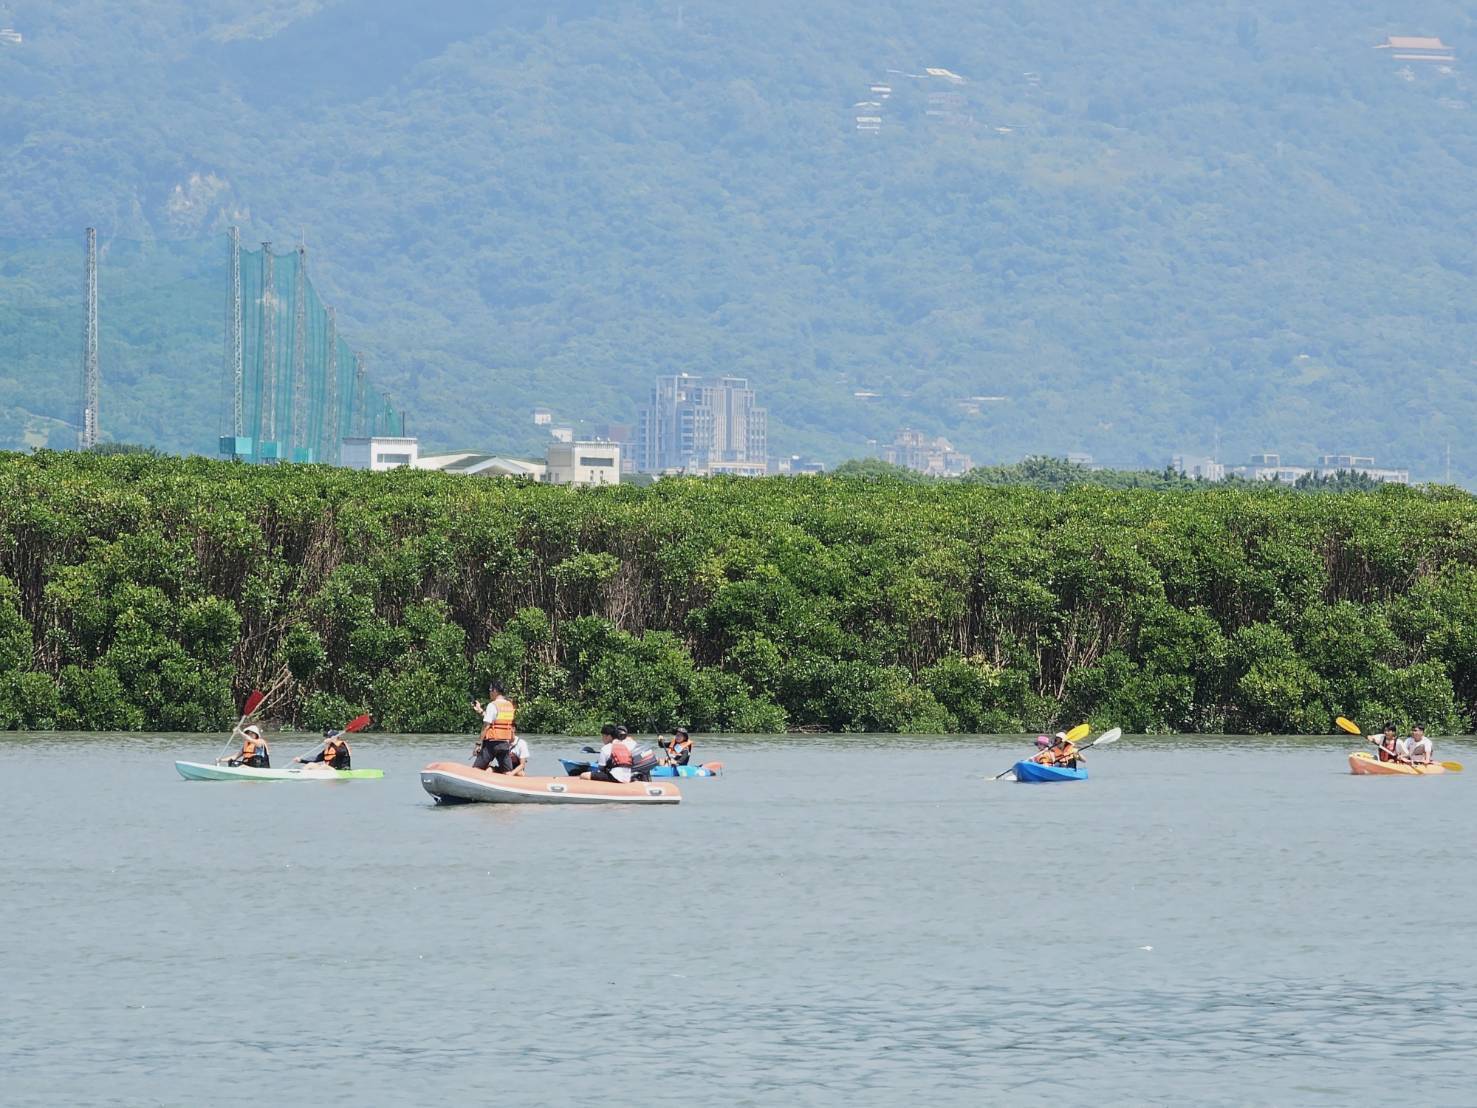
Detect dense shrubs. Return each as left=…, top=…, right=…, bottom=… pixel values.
left=0, top=451, right=1473, bottom=734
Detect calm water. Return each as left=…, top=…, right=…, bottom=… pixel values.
left=1, top=733, right=1473, bottom=1106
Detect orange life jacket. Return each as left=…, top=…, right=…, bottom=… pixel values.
left=1033, top=749, right=1056, bottom=765
left=238, top=736, right=269, bottom=767
left=610, top=742, right=633, bottom=768
left=669, top=736, right=693, bottom=763
left=481, top=695, right=516, bottom=741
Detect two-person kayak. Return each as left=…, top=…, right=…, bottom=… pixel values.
left=175, top=761, right=384, bottom=781
left=1347, top=752, right=1447, bottom=776
left=419, top=762, right=681, bottom=805
left=557, top=758, right=719, bottom=779
left=1013, top=760, right=1088, bottom=783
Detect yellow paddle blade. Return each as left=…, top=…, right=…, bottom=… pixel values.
left=1441, top=761, right=1464, bottom=772
left=1335, top=717, right=1362, bottom=736
left=1066, top=722, right=1091, bottom=742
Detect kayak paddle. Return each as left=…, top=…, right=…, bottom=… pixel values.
left=992, top=722, right=1091, bottom=780
left=295, top=713, right=372, bottom=762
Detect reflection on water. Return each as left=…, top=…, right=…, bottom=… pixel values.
left=0, top=734, right=1472, bottom=1105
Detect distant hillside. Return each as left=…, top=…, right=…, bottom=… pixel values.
left=2, top=0, right=1475, bottom=477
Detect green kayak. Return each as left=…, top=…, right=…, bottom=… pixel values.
left=175, top=760, right=384, bottom=781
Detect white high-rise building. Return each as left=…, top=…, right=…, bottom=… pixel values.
left=635, top=374, right=768, bottom=474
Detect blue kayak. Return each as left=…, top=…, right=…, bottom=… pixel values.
left=1013, top=759, right=1087, bottom=783
left=559, top=758, right=719, bottom=779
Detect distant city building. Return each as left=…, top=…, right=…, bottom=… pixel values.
left=876, top=428, right=974, bottom=477
left=546, top=440, right=621, bottom=486
left=550, top=425, right=574, bottom=444
left=416, top=452, right=546, bottom=480
left=532, top=407, right=552, bottom=426
left=635, top=373, right=768, bottom=475
left=1200, top=451, right=1411, bottom=485
left=1170, top=454, right=1226, bottom=481
left=776, top=454, right=826, bottom=475
left=342, top=436, right=419, bottom=472
left=1376, top=36, right=1456, bottom=63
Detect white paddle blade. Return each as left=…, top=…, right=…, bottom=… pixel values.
left=1094, top=727, right=1123, bottom=745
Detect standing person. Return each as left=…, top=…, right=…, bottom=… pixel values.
left=226, top=725, right=271, bottom=768
left=1403, top=725, right=1435, bottom=766
left=583, top=724, right=633, bottom=783
left=471, top=681, right=518, bottom=772
left=1368, top=724, right=1402, bottom=763
left=660, top=727, right=694, bottom=767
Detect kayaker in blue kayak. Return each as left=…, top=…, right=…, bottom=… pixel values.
left=296, top=730, right=352, bottom=770
left=659, top=727, right=693, bottom=766
left=584, top=724, right=634, bottom=783
left=225, top=725, right=270, bottom=768
left=1037, top=731, right=1082, bottom=769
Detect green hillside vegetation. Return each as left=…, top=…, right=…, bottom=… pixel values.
left=1, top=451, right=1475, bottom=736
left=2, top=1, right=1475, bottom=476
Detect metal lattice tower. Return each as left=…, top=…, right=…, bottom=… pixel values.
left=290, top=244, right=308, bottom=454
left=228, top=227, right=243, bottom=435
left=324, top=307, right=339, bottom=464
left=259, top=244, right=276, bottom=445
left=80, top=228, right=100, bottom=450
left=353, top=353, right=367, bottom=435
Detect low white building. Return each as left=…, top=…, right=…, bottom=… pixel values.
left=546, top=441, right=621, bottom=486
left=415, top=452, right=547, bottom=480
left=341, top=436, right=419, bottom=471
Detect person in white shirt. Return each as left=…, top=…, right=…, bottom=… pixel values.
left=1402, top=725, right=1434, bottom=765
left=505, top=735, right=530, bottom=775
left=583, top=724, right=633, bottom=783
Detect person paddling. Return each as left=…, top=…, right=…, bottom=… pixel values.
left=1050, top=731, right=1083, bottom=769
left=226, top=724, right=270, bottom=768
left=583, top=724, right=634, bottom=783
left=1403, top=725, right=1435, bottom=766
left=1368, top=723, right=1402, bottom=764
left=660, top=727, right=694, bottom=766
left=471, top=681, right=519, bottom=772
left=1028, top=734, right=1055, bottom=765
left=296, top=729, right=352, bottom=770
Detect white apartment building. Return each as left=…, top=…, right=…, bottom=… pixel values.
left=341, top=436, right=419, bottom=471
left=546, top=441, right=621, bottom=486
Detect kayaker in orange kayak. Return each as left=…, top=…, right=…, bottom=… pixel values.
left=1368, top=724, right=1403, bottom=763
left=226, top=725, right=270, bottom=768
left=1403, top=725, right=1435, bottom=766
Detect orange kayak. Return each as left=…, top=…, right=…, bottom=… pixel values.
left=1348, top=752, right=1446, bottom=776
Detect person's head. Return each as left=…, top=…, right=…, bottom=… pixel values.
left=244, top=725, right=261, bottom=740
left=1383, top=724, right=1397, bottom=738
left=324, top=729, right=339, bottom=740
left=1054, top=731, right=1068, bottom=744
left=1034, top=735, right=1051, bottom=749
left=600, top=723, right=617, bottom=739
left=674, top=727, right=689, bottom=740
left=487, top=681, right=503, bottom=697
left=615, top=726, right=629, bottom=739
left=1412, top=725, right=1425, bottom=739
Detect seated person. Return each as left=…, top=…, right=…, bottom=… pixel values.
left=584, top=724, right=633, bottom=783
left=297, top=730, right=352, bottom=770
left=227, top=725, right=270, bottom=768
left=660, top=727, right=694, bottom=766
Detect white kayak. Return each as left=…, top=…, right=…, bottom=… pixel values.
left=419, top=762, right=681, bottom=805
left=175, top=760, right=385, bottom=781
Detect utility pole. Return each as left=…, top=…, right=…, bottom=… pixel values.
left=80, top=228, right=100, bottom=450
left=291, top=244, right=308, bottom=457
left=259, top=244, right=276, bottom=449
left=324, top=306, right=339, bottom=464
left=353, top=352, right=367, bottom=436
left=228, top=227, right=243, bottom=436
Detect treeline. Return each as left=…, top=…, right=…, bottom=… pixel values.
left=0, top=451, right=1473, bottom=735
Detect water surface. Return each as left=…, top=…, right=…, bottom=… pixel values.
left=1, top=733, right=1472, bottom=1106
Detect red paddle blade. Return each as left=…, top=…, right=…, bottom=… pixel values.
left=342, top=714, right=372, bottom=733
left=242, top=689, right=265, bottom=716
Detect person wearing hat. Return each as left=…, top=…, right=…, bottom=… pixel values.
left=1051, top=731, right=1083, bottom=770
left=659, top=727, right=694, bottom=767
left=226, top=724, right=271, bottom=768
left=471, top=681, right=523, bottom=773
left=1028, top=734, right=1055, bottom=765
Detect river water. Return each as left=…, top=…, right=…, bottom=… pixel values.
left=1, top=733, right=1473, bottom=1106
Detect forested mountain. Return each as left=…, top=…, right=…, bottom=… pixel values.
left=1, top=0, right=1475, bottom=477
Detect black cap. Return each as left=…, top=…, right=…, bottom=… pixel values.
left=615, top=726, right=629, bottom=738
left=674, top=727, right=689, bottom=738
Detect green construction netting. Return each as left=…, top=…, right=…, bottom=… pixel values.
left=0, top=232, right=400, bottom=459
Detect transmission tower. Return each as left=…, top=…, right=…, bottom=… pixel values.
left=290, top=244, right=308, bottom=456
left=353, top=353, right=367, bottom=436
left=324, top=307, right=339, bottom=464
left=259, top=244, right=277, bottom=450
left=227, top=227, right=244, bottom=436
left=80, top=228, right=100, bottom=450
